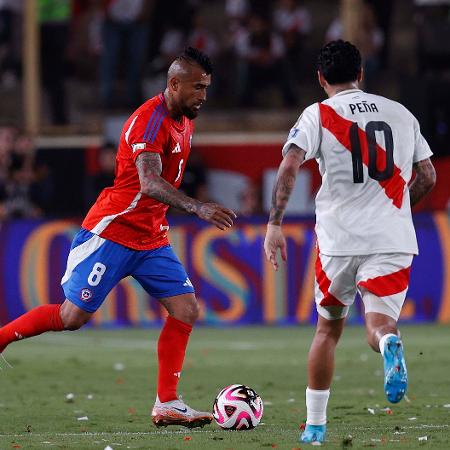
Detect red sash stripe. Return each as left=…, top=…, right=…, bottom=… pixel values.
left=315, top=253, right=345, bottom=307
left=319, top=103, right=405, bottom=209
left=358, top=266, right=411, bottom=297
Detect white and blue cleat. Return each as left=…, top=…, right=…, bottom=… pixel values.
left=383, top=335, right=408, bottom=403
left=300, top=424, right=326, bottom=444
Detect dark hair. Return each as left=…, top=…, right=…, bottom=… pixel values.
left=317, top=40, right=361, bottom=85
left=177, top=47, right=213, bottom=75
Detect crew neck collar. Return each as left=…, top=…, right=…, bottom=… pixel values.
left=332, top=88, right=363, bottom=97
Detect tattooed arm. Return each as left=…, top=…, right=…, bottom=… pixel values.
left=136, top=152, right=199, bottom=213
left=409, top=158, right=436, bottom=207
left=268, top=144, right=306, bottom=225
left=264, top=144, right=305, bottom=270
left=136, top=152, right=236, bottom=230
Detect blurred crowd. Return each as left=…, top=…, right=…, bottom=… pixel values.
left=0, top=0, right=448, bottom=221
left=0, top=127, right=263, bottom=220
left=0, top=0, right=395, bottom=121
left=0, top=125, right=53, bottom=220
left=0, top=1, right=448, bottom=116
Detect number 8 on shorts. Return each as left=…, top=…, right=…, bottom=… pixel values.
left=88, top=262, right=107, bottom=286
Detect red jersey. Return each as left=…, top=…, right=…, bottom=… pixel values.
left=82, top=93, right=194, bottom=250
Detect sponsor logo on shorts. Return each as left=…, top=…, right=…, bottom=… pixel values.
left=80, top=288, right=93, bottom=302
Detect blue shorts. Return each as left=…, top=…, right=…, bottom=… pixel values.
left=61, top=229, right=195, bottom=313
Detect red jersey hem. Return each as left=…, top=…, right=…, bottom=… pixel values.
left=91, top=229, right=170, bottom=251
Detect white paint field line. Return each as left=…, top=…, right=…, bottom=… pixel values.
left=343, top=424, right=449, bottom=431
left=0, top=430, right=213, bottom=438
left=1, top=424, right=448, bottom=438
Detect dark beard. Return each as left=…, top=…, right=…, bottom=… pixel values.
left=181, top=106, right=198, bottom=120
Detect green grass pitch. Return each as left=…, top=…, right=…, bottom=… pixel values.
left=0, top=325, right=449, bottom=449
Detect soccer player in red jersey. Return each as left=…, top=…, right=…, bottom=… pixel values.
left=0, top=47, right=236, bottom=428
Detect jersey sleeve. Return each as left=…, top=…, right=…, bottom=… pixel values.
left=282, top=103, right=321, bottom=160
left=412, top=116, right=433, bottom=163
left=124, top=108, right=169, bottom=161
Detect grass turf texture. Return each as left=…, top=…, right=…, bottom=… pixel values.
left=0, top=325, right=449, bottom=449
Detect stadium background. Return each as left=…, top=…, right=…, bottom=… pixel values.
left=0, top=0, right=449, bottom=327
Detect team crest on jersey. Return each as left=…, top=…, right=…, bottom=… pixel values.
left=288, top=127, right=299, bottom=139
left=131, top=143, right=146, bottom=153
left=172, top=142, right=181, bottom=153
left=80, top=288, right=93, bottom=302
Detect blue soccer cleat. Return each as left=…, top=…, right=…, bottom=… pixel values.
left=383, top=335, right=408, bottom=403
left=300, top=424, right=326, bottom=444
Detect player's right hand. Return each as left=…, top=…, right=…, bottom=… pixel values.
left=196, top=202, right=237, bottom=230
left=264, top=224, right=287, bottom=271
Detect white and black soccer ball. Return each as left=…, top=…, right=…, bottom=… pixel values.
left=213, top=384, right=263, bottom=430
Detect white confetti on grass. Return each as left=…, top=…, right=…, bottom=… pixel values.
left=408, top=417, right=417, bottom=421
left=77, top=416, right=89, bottom=421
left=418, top=436, right=428, bottom=441
left=114, top=363, right=125, bottom=371
left=65, top=393, right=75, bottom=403
left=443, top=404, right=450, bottom=408
left=368, top=408, right=375, bottom=415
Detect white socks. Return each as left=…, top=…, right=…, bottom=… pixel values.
left=305, top=387, right=330, bottom=425
left=379, top=333, right=397, bottom=356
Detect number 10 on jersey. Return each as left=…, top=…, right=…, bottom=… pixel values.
left=350, top=120, right=394, bottom=183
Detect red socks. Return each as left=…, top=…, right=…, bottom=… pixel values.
left=1, top=307, right=193, bottom=405
left=0, top=304, right=64, bottom=353
left=157, top=316, right=193, bottom=403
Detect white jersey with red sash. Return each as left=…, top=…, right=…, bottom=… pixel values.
left=282, top=88, right=432, bottom=256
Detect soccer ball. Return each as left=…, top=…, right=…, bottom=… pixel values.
left=213, top=384, right=263, bottom=430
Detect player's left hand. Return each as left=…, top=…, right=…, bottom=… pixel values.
left=264, top=224, right=287, bottom=271
left=196, top=202, right=237, bottom=230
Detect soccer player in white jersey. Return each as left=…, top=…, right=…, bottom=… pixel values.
left=264, top=40, right=436, bottom=444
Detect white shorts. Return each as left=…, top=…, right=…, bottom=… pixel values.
left=315, top=252, right=414, bottom=321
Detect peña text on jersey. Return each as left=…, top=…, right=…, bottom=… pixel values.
left=349, top=101, right=379, bottom=114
